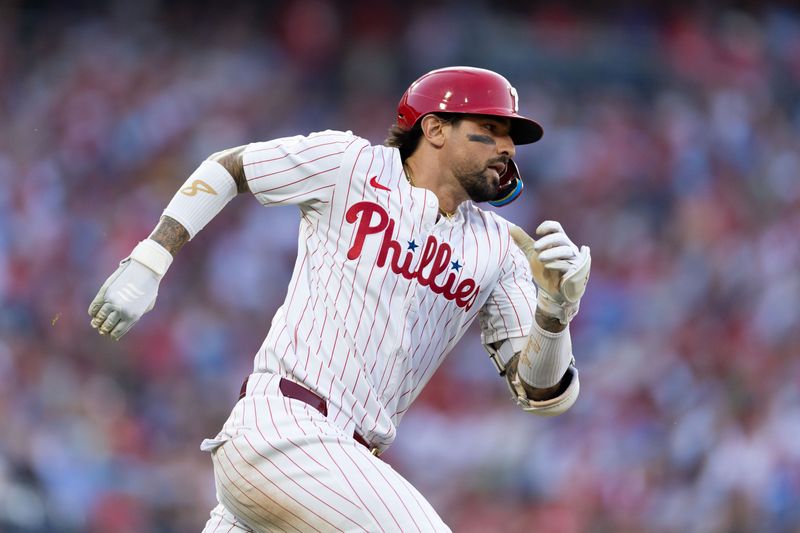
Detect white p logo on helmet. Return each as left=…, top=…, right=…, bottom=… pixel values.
left=509, top=86, right=519, bottom=113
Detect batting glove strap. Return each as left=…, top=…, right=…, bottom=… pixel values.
left=129, top=239, right=173, bottom=279
left=536, top=290, right=580, bottom=325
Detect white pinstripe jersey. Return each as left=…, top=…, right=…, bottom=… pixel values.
left=241, top=130, right=536, bottom=451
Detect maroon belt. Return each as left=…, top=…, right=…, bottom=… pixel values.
left=239, top=376, right=378, bottom=455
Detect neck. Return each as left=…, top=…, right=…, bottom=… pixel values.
left=404, top=155, right=468, bottom=216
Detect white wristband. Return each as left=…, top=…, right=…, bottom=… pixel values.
left=129, top=239, right=173, bottom=279
left=162, top=160, right=238, bottom=239
left=517, top=320, right=573, bottom=389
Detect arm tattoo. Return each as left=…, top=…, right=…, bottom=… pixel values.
left=149, top=216, right=190, bottom=257
left=209, top=145, right=249, bottom=194
left=535, top=309, right=567, bottom=333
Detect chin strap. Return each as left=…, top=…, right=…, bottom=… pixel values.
left=488, top=159, right=524, bottom=207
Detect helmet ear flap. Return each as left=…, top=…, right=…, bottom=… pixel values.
left=489, top=160, right=524, bottom=207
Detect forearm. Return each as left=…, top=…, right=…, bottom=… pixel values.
left=148, top=216, right=190, bottom=257
left=503, top=308, right=572, bottom=402
left=89, top=146, right=249, bottom=340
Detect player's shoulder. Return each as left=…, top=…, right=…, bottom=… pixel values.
left=243, top=130, right=371, bottom=155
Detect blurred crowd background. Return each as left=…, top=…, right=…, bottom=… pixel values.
left=1, top=1, right=799, bottom=531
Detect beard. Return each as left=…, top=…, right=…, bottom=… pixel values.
left=456, top=166, right=501, bottom=203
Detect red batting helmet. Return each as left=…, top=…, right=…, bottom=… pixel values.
left=396, top=66, right=543, bottom=145
left=396, top=66, right=542, bottom=206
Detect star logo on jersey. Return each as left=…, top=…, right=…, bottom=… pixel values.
left=181, top=179, right=218, bottom=197
left=451, top=260, right=462, bottom=272
left=407, top=240, right=418, bottom=251
left=369, top=175, right=391, bottom=192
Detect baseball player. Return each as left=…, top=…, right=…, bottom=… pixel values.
left=89, top=66, right=591, bottom=532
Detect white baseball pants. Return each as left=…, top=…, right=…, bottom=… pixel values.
left=200, top=373, right=450, bottom=533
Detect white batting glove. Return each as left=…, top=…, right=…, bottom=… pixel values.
left=88, top=240, right=173, bottom=340
left=510, top=221, right=591, bottom=324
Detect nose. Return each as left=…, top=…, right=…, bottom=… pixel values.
left=498, top=134, right=515, bottom=158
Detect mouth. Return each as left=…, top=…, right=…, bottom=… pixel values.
left=487, top=162, right=506, bottom=177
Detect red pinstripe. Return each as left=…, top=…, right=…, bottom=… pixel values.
left=492, top=292, right=512, bottom=333
left=259, top=184, right=335, bottom=206
left=382, top=366, right=415, bottom=410
left=252, top=166, right=340, bottom=194
left=472, top=217, right=493, bottom=287
left=340, top=147, right=374, bottom=329
left=509, top=250, right=535, bottom=319
left=327, top=347, right=349, bottom=401
left=317, top=436, right=383, bottom=531
left=325, top=330, right=340, bottom=370
left=229, top=439, right=337, bottom=531
left=211, top=511, right=225, bottom=531
left=366, top=457, right=423, bottom=533
left=366, top=169, right=416, bottom=374
left=350, top=151, right=385, bottom=348
left=245, top=140, right=350, bottom=166
left=413, top=303, right=461, bottom=388
left=332, top=363, right=362, bottom=424
left=237, top=434, right=361, bottom=531
left=247, top=132, right=348, bottom=155
left=280, top=437, right=358, bottom=510
left=217, top=448, right=296, bottom=530
left=265, top=428, right=360, bottom=510
left=336, top=438, right=403, bottom=531
left=499, top=278, right=523, bottom=331
left=393, top=477, right=438, bottom=533
left=217, top=445, right=308, bottom=532
left=303, top=213, right=336, bottom=378
left=264, top=391, right=282, bottom=440
left=248, top=152, right=344, bottom=181
left=334, top=141, right=370, bottom=246
left=325, top=143, right=369, bottom=331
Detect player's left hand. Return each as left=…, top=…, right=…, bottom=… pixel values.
left=88, top=258, right=161, bottom=340
left=510, top=221, right=591, bottom=324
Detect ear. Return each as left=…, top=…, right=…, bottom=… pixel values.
left=419, top=115, right=449, bottom=148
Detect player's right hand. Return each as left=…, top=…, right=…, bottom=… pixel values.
left=88, top=258, right=161, bottom=340
left=510, top=221, right=591, bottom=324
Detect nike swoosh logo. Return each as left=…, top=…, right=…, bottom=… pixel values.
left=369, top=175, right=391, bottom=192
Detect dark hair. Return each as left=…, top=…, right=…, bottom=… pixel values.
left=384, top=113, right=462, bottom=161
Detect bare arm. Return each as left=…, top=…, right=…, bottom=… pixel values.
left=209, top=145, right=248, bottom=194
left=148, top=216, right=190, bottom=257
